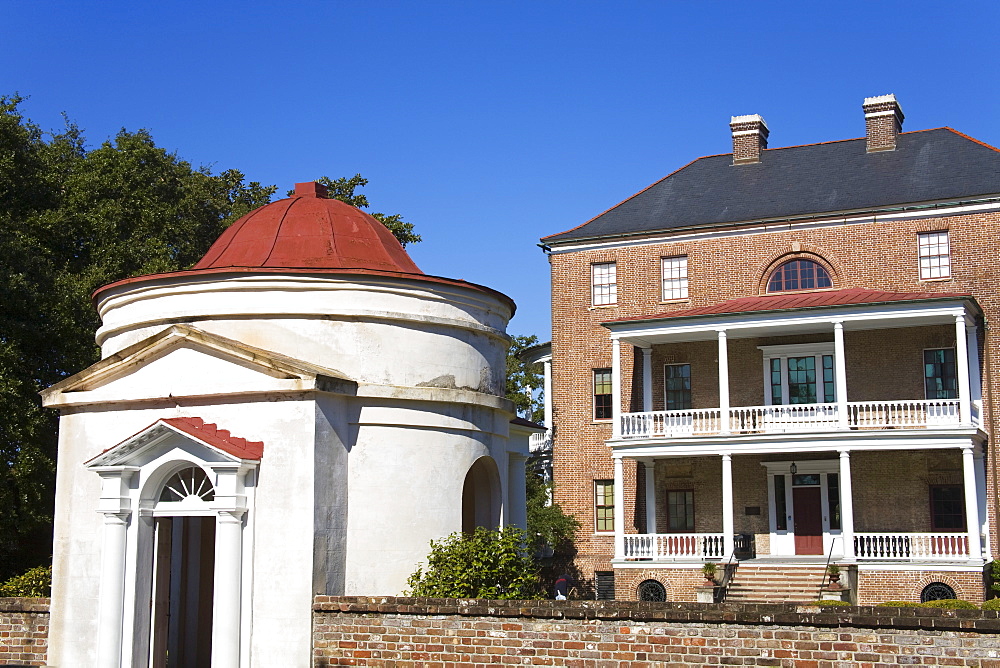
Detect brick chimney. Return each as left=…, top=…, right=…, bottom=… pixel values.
left=863, top=94, right=905, bottom=152
left=730, top=115, right=769, bottom=165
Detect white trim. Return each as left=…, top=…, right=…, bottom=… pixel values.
left=546, top=200, right=1000, bottom=255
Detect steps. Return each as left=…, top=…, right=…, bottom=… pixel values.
left=723, top=565, right=829, bottom=604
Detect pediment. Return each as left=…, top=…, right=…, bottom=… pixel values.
left=42, top=324, right=355, bottom=408
left=87, top=416, right=264, bottom=468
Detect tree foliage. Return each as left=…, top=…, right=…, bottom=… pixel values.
left=406, top=527, right=541, bottom=599
left=506, top=334, right=544, bottom=422
left=0, top=564, right=51, bottom=597
left=288, top=174, right=421, bottom=247
left=526, top=470, right=579, bottom=558
left=0, top=95, right=276, bottom=579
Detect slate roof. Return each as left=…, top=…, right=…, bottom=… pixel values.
left=604, top=288, right=976, bottom=326
left=544, top=129, right=1000, bottom=244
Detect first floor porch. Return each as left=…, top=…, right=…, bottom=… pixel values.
left=608, top=436, right=989, bottom=568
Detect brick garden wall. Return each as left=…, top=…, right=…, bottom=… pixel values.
left=313, top=596, right=1000, bottom=667
left=0, top=599, right=49, bottom=667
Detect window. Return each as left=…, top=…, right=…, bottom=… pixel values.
left=666, top=490, right=695, bottom=532
left=595, top=480, right=614, bottom=532
left=827, top=473, right=841, bottom=531
left=767, top=259, right=832, bottom=293
left=637, top=580, right=667, bottom=601
left=774, top=475, right=787, bottom=531
left=930, top=485, right=965, bottom=530
left=159, top=466, right=215, bottom=502
left=593, top=368, right=612, bottom=420
left=924, top=348, right=957, bottom=399
left=918, top=231, right=951, bottom=279
left=762, top=343, right=836, bottom=405
left=664, top=364, right=692, bottom=410
left=592, top=262, right=617, bottom=306
left=661, top=256, right=688, bottom=300
left=921, top=582, right=957, bottom=602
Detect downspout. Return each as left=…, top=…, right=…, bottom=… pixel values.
left=983, top=317, right=998, bottom=562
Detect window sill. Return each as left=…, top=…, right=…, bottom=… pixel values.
left=919, top=276, right=953, bottom=283
left=592, top=419, right=613, bottom=425
left=588, top=304, right=617, bottom=310
left=658, top=298, right=690, bottom=305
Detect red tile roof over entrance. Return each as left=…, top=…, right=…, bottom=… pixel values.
left=162, top=417, right=264, bottom=460
left=607, top=288, right=974, bottom=324
left=194, top=182, right=423, bottom=274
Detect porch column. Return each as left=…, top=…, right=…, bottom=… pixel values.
left=543, top=358, right=553, bottom=428
left=967, top=319, right=983, bottom=406
left=721, top=453, right=734, bottom=558
left=961, top=447, right=983, bottom=561
left=838, top=450, right=855, bottom=561
left=613, top=455, right=625, bottom=559
left=642, top=347, right=653, bottom=413
left=956, top=315, right=972, bottom=426
left=718, top=329, right=730, bottom=434
left=96, top=511, right=129, bottom=668
left=612, top=338, right=622, bottom=439
left=833, top=321, right=849, bottom=428
left=975, top=451, right=990, bottom=558
left=644, top=461, right=657, bottom=533
left=213, top=510, right=245, bottom=668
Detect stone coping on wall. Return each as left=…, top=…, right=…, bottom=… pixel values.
left=313, top=596, right=1000, bottom=634
left=0, top=598, right=49, bottom=613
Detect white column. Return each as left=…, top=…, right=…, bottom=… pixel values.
left=967, top=321, right=983, bottom=408
left=642, top=347, right=653, bottom=413
left=962, top=447, right=983, bottom=561
left=718, top=330, right=730, bottom=434
left=956, top=315, right=972, bottom=425
left=96, top=512, right=129, bottom=668
left=507, top=454, right=528, bottom=531
left=212, top=510, right=245, bottom=668
left=644, top=461, right=657, bottom=534
left=839, top=450, right=855, bottom=561
left=543, top=359, right=553, bottom=428
left=833, top=321, right=849, bottom=428
left=611, top=338, right=622, bottom=439
left=613, top=455, right=625, bottom=559
left=721, top=453, right=734, bottom=558
left=975, top=451, right=990, bottom=558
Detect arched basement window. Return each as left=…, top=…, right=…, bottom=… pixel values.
left=159, top=466, right=216, bottom=502
left=767, top=259, right=832, bottom=293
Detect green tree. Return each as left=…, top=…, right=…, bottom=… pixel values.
left=407, top=526, right=541, bottom=599
left=289, top=174, right=421, bottom=247
left=526, top=470, right=579, bottom=558
left=0, top=95, right=276, bottom=579
left=506, top=334, right=544, bottom=422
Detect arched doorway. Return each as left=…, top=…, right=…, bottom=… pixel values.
left=462, top=456, right=501, bottom=533
left=150, top=466, right=217, bottom=668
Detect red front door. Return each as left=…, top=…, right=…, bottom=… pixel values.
left=793, top=487, right=823, bottom=555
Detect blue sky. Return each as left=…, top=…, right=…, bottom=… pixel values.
left=4, top=1, right=999, bottom=340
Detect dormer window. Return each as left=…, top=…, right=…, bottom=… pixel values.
left=767, top=259, right=832, bottom=293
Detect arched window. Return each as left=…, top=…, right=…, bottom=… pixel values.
left=767, top=259, right=832, bottom=293
left=159, top=466, right=215, bottom=502
left=921, top=582, right=956, bottom=602
left=637, top=579, right=667, bottom=602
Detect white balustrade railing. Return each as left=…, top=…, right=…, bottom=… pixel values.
left=854, top=533, right=969, bottom=561
left=623, top=533, right=725, bottom=560
left=528, top=431, right=552, bottom=454
left=619, top=399, right=973, bottom=440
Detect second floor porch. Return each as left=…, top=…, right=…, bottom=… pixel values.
left=603, top=289, right=983, bottom=443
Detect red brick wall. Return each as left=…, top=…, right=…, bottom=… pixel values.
left=313, top=596, right=1000, bottom=667
left=549, top=209, right=1000, bottom=591
left=0, top=599, right=49, bottom=667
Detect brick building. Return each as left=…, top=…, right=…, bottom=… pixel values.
left=538, top=95, right=1000, bottom=605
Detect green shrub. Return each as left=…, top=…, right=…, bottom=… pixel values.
left=982, top=598, right=1000, bottom=611
left=991, top=560, right=1000, bottom=596
left=0, top=565, right=51, bottom=597
left=920, top=599, right=976, bottom=609
left=877, top=600, right=918, bottom=607
left=407, top=527, right=541, bottom=600
left=814, top=599, right=850, bottom=606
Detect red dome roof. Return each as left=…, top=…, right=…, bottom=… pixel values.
left=193, top=182, right=423, bottom=274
